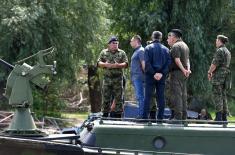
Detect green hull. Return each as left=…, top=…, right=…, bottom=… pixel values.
left=2, top=119, right=235, bottom=155
left=80, top=120, right=235, bottom=155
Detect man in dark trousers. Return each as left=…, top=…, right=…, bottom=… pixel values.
left=167, top=29, right=191, bottom=120
left=143, top=31, right=171, bottom=120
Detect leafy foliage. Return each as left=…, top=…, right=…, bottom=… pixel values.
left=0, top=0, right=107, bottom=116
left=0, top=0, right=234, bottom=115
left=106, top=0, right=233, bottom=97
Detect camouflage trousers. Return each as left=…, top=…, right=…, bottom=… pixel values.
left=169, top=70, right=187, bottom=120
left=102, top=76, right=124, bottom=113
left=212, top=84, right=228, bottom=113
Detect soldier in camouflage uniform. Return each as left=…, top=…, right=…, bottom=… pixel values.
left=208, top=35, right=231, bottom=122
left=97, top=36, right=128, bottom=118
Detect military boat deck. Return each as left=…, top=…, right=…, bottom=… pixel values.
left=1, top=117, right=235, bottom=155
left=78, top=118, right=235, bottom=155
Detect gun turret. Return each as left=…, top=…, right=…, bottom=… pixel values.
left=0, top=59, right=14, bottom=71
left=3, top=47, right=56, bottom=136
left=5, top=47, right=56, bottom=106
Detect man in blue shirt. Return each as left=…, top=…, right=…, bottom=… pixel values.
left=130, top=35, right=145, bottom=118
left=144, top=31, right=171, bottom=120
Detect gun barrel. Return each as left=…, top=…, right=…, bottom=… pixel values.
left=16, top=47, right=55, bottom=64
left=0, top=59, right=14, bottom=70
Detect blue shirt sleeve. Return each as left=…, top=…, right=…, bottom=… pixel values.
left=144, top=46, right=155, bottom=75
left=138, top=50, right=144, bottom=62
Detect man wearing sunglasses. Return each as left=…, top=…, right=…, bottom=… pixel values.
left=97, top=36, right=128, bottom=118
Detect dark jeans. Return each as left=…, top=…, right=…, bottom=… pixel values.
left=143, top=75, right=165, bottom=119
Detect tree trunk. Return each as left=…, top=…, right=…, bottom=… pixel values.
left=88, top=65, right=101, bottom=113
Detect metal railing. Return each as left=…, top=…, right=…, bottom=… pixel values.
left=81, top=145, right=202, bottom=155
left=97, top=117, right=235, bottom=128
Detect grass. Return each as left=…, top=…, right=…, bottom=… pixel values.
left=228, top=116, right=235, bottom=121
left=205, top=112, right=235, bottom=121
left=62, top=112, right=89, bottom=121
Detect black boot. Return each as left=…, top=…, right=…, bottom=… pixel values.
left=170, top=110, right=175, bottom=120
left=150, top=111, right=156, bottom=119
left=174, top=111, right=182, bottom=120
left=182, top=111, right=187, bottom=120
left=222, top=113, right=228, bottom=124
left=110, top=111, right=115, bottom=117
left=149, top=111, right=156, bottom=123
left=111, top=112, right=122, bottom=119
left=222, top=113, right=227, bottom=121
left=102, top=112, right=109, bottom=117
left=214, top=112, right=222, bottom=124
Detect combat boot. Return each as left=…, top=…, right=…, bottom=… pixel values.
left=170, top=112, right=182, bottom=124
left=182, top=111, right=187, bottom=120
left=110, top=111, right=115, bottom=117
left=150, top=111, right=156, bottom=120
left=222, top=112, right=228, bottom=125
left=169, top=110, right=175, bottom=120
left=214, top=112, right=222, bottom=124
left=174, top=111, right=182, bottom=120
left=111, top=112, right=122, bottom=119
left=102, top=112, right=109, bottom=117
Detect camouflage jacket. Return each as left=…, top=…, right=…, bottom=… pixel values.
left=211, top=45, right=231, bottom=85
left=97, top=48, right=128, bottom=78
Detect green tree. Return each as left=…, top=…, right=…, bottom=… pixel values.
left=0, top=0, right=107, bottom=115
left=106, top=0, right=234, bottom=102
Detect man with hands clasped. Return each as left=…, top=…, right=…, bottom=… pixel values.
left=143, top=31, right=171, bottom=120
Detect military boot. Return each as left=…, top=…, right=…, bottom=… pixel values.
left=222, top=113, right=228, bottom=125
left=102, top=112, right=109, bottom=117
left=110, top=111, right=115, bottom=118
left=111, top=112, right=122, bottom=119
left=150, top=111, right=156, bottom=119
left=171, top=112, right=182, bottom=124
left=182, top=111, right=187, bottom=120
left=174, top=111, right=182, bottom=120
left=214, top=112, right=222, bottom=124
left=169, top=110, right=175, bottom=120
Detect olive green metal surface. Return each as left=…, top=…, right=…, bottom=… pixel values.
left=92, top=120, right=235, bottom=155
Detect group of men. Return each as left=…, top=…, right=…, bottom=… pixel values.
left=97, top=29, right=231, bottom=122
